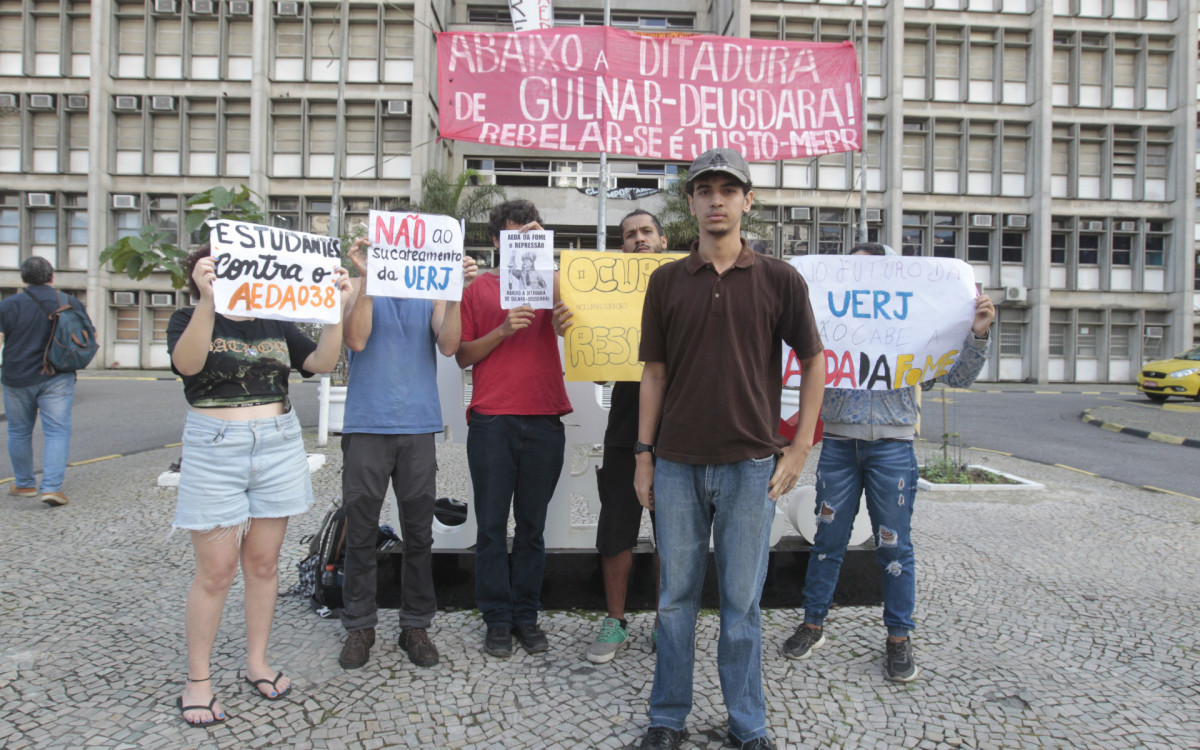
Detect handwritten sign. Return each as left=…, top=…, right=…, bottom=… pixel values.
left=559, top=250, right=685, bottom=381
left=366, top=210, right=465, bottom=301
left=501, top=230, right=554, bottom=309
left=788, top=255, right=977, bottom=391
left=508, top=0, right=552, bottom=32
left=438, top=27, right=861, bottom=161
left=210, top=220, right=341, bottom=325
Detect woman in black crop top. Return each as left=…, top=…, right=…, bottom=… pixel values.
left=167, top=245, right=352, bottom=726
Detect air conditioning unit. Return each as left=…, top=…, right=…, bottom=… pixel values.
left=0, top=94, right=17, bottom=109
left=386, top=100, right=410, bottom=116
left=229, top=0, right=251, bottom=15
left=191, top=0, right=214, bottom=12
left=1118, top=221, right=1136, bottom=232
left=150, top=293, right=176, bottom=307
left=112, top=194, right=139, bottom=209
left=1005, top=214, right=1028, bottom=228
left=29, top=94, right=55, bottom=109
left=112, top=291, right=137, bottom=306
left=114, top=95, right=140, bottom=111
left=154, top=0, right=178, bottom=13
left=863, top=208, right=881, bottom=223
left=970, top=214, right=993, bottom=227
left=1004, top=286, right=1028, bottom=303
left=789, top=207, right=811, bottom=222
left=276, top=0, right=301, bottom=15
left=65, top=95, right=88, bottom=110
left=1083, top=220, right=1104, bottom=231
left=150, top=96, right=176, bottom=111
left=27, top=193, right=53, bottom=207
left=1144, top=326, right=1163, bottom=338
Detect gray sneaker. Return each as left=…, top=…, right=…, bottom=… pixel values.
left=884, top=637, right=919, bottom=682
left=586, top=617, right=628, bottom=664
left=781, top=624, right=825, bottom=660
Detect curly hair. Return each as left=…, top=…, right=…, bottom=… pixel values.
left=488, top=199, right=543, bottom=240
left=20, top=257, right=54, bottom=285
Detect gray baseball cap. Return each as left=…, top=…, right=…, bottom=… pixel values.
left=686, top=148, right=752, bottom=190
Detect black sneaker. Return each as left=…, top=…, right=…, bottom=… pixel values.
left=726, top=735, right=778, bottom=750
left=513, top=622, right=549, bottom=654
left=781, top=624, right=825, bottom=660
left=338, top=628, right=375, bottom=669
left=639, top=726, right=687, bottom=750
left=884, top=637, right=919, bottom=682
left=484, top=624, right=513, bottom=658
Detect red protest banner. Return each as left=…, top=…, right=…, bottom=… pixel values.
left=437, top=26, right=861, bottom=162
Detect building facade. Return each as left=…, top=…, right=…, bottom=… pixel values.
left=0, top=0, right=1195, bottom=381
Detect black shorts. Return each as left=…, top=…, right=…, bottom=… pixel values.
left=595, top=446, right=656, bottom=558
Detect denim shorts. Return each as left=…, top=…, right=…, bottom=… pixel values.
left=174, top=408, right=314, bottom=533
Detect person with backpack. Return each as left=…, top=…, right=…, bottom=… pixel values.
left=0, top=257, right=94, bottom=507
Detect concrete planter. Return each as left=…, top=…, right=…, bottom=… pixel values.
left=918, top=465, right=1045, bottom=492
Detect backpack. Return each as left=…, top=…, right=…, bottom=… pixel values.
left=311, top=502, right=349, bottom=610
left=31, top=290, right=98, bottom=375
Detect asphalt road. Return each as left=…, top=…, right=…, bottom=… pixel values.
left=1, top=378, right=1194, bottom=499
left=922, top=386, right=1197, bottom=498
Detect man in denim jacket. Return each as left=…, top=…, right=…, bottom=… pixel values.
left=781, top=242, right=995, bottom=682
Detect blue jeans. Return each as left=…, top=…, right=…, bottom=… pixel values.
left=3, top=374, right=75, bottom=493
left=801, top=438, right=918, bottom=637
left=650, top=456, right=777, bottom=744
left=466, top=414, right=565, bottom=627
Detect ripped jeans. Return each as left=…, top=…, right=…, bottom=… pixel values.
left=800, top=437, right=918, bottom=637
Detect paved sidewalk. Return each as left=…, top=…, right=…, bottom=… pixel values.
left=0, top=438, right=1197, bottom=749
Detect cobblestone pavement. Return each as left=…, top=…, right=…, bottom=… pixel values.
left=0, top=437, right=1197, bottom=750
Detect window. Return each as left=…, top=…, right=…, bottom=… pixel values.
left=998, top=310, right=1024, bottom=356
left=902, top=118, right=1028, bottom=196
left=932, top=214, right=958, bottom=258
left=1109, top=311, right=1136, bottom=358
left=967, top=230, right=990, bottom=262
left=1078, top=232, right=1100, bottom=266
left=904, top=24, right=1027, bottom=103
left=1049, top=309, right=1071, bottom=356
left=1144, top=222, right=1167, bottom=266
left=273, top=4, right=417, bottom=83
left=1001, top=232, right=1024, bottom=264
left=902, top=212, right=926, bottom=256
left=151, top=307, right=173, bottom=342
left=1051, top=124, right=1173, bottom=201
left=1051, top=32, right=1174, bottom=109
left=115, top=307, right=140, bottom=342
left=1076, top=310, right=1102, bottom=358
left=817, top=210, right=849, bottom=255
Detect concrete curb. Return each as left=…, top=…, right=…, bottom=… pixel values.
left=1080, top=409, right=1200, bottom=450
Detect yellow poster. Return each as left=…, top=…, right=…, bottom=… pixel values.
left=559, top=250, right=686, bottom=381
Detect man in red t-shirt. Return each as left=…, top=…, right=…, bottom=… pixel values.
left=456, top=199, right=572, bottom=659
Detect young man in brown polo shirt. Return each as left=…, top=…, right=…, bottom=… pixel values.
left=632, top=149, right=826, bottom=750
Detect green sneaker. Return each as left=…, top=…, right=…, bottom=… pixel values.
left=586, top=617, right=628, bottom=664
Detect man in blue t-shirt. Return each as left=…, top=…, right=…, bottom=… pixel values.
left=0, top=257, right=91, bottom=507
left=335, top=239, right=476, bottom=670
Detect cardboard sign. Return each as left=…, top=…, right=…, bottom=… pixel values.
left=500, top=230, right=554, bottom=309
left=559, top=250, right=685, bottom=381
left=365, top=210, right=465, bottom=301
left=438, top=27, right=861, bottom=161
left=210, top=220, right=342, bottom=325
left=788, top=255, right=978, bottom=390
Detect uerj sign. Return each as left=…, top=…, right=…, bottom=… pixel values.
left=210, top=220, right=342, bottom=325
left=366, top=210, right=465, bottom=302
left=787, top=255, right=978, bottom=390
left=437, top=27, right=861, bottom=161
left=558, top=250, right=685, bottom=381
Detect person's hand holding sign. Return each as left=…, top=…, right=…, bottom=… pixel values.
left=347, top=237, right=369, bottom=278
left=552, top=301, right=573, bottom=337
left=332, top=266, right=353, bottom=307
left=462, top=254, right=478, bottom=288
left=501, top=306, right=535, bottom=336
left=191, top=255, right=216, bottom=306
left=972, top=294, right=995, bottom=337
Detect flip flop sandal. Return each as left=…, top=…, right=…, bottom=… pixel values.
left=176, top=696, right=226, bottom=726
left=244, top=671, right=292, bottom=701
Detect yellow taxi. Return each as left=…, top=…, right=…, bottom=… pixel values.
left=1137, top=345, right=1200, bottom=402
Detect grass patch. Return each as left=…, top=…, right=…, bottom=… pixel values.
left=919, top=460, right=1016, bottom=485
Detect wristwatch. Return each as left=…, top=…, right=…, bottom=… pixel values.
left=634, top=442, right=655, bottom=455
